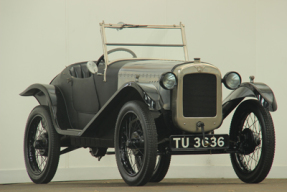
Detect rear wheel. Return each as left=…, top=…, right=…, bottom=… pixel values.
left=115, top=101, right=157, bottom=186
left=24, top=106, right=60, bottom=184
left=230, top=100, right=275, bottom=183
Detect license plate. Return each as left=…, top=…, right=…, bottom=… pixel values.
left=170, top=134, right=229, bottom=150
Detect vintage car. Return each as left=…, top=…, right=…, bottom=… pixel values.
left=20, top=21, right=277, bottom=186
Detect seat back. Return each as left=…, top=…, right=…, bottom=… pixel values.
left=69, top=63, right=92, bottom=78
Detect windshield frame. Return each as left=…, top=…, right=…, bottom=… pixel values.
left=99, top=21, right=189, bottom=81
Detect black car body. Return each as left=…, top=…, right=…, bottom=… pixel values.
left=21, top=22, right=277, bottom=186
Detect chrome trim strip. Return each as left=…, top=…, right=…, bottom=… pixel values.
left=109, top=58, right=185, bottom=65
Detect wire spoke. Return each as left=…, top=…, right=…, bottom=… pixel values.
left=119, top=112, right=144, bottom=176
left=236, top=112, right=263, bottom=172
left=28, top=117, right=49, bottom=174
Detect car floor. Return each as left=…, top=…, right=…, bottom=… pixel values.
left=1, top=178, right=286, bottom=192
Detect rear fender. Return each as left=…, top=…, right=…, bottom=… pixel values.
left=20, top=84, right=71, bottom=134
left=20, top=83, right=57, bottom=116
left=222, top=82, right=277, bottom=119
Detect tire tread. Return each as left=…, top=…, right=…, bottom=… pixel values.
left=230, top=100, right=275, bottom=183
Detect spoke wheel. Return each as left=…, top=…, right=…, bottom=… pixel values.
left=115, top=101, right=157, bottom=186
left=24, top=106, right=60, bottom=184
left=150, top=144, right=171, bottom=182
left=230, top=100, right=275, bottom=183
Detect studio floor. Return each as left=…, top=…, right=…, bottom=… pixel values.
left=1, top=178, right=286, bottom=192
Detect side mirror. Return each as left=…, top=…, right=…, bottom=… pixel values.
left=87, top=61, right=98, bottom=74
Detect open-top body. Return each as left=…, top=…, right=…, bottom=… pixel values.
left=20, top=22, right=277, bottom=186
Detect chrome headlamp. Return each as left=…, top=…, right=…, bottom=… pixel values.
left=223, top=71, right=241, bottom=90
left=160, top=72, right=177, bottom=90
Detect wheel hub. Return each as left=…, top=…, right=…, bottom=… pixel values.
left=33, top=133, right=48, bottom=156
left=125, top=131, right=144, bottom=149
left=238, top=128, right=260, bottom=155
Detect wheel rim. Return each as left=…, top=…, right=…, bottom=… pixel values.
left=118, top=112, right=145, bottom=176
left=236, top=112, right=262, bottom=172
left=27, top=115, right=49, bottom=175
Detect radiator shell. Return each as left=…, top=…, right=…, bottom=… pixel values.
left=172, top=63, right=222, bottom=133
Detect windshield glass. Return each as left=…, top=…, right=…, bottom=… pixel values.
left=101, top=22, right=188, bottom=64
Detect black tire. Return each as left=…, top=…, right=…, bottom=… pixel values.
left=114, top=101, right=157, bottom=186
left=230, top=100, right=275, bottom=183
left=149, top=144, right=171, bottom=182
left=24, top=105, right=60, bottom=184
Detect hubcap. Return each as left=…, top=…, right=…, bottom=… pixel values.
left=33, top=133, right=48, bottom=156
left=238, top=128, right=260, bottom=155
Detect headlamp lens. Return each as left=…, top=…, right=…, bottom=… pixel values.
left=223, top=72, right=241, bottom=90
left=161, top=72, right=177, bottom=90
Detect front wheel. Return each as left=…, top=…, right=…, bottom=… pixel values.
left=114, top=101, right=157, bottom=186
left=230, top=100, right=275, bottom=183
left=24, top=106, right=60, bottom=184
left=150, top=144, right=171, bottom=182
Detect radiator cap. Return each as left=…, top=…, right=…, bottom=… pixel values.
left=194, top=58, right=201, bottom=63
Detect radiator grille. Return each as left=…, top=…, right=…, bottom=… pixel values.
left=183, top=73, right=217, bottom=117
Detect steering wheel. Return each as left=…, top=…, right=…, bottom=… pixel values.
left=96, top=47, right=137, bottom=66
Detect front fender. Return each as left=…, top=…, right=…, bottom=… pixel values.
left=137, top=82, right=163, bottom=111
left=222, top=82, right=277, bottom=119
left=80, top=82, right=162, bottom=137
